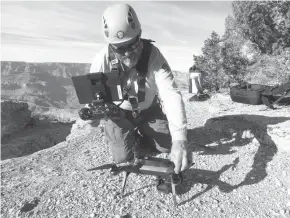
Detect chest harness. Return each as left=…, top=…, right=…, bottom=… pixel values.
left=109, top=38, right=155, bottom=118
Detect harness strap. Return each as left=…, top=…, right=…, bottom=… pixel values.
left=135, top=39, right=154, bottom=102
left=122, top=96, right=161, bottom=128
left=108, top=38, right=155, bottom=118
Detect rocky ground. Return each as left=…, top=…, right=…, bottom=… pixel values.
left=1, top=92, right=290, bottom=218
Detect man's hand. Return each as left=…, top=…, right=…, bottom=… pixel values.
left=170, top=140, right=189, bottom=174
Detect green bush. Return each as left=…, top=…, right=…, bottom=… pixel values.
left=244, top=50, right=290, bottom=85
left=191, top=1, right=290, bottom=91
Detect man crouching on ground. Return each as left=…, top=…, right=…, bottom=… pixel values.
left=88, top=3, right=189, bottom=192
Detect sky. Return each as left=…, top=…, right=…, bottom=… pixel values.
left=1, top=1, right=233, bottom=72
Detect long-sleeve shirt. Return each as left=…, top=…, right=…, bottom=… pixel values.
left=89, top=43, right=187, bottom=142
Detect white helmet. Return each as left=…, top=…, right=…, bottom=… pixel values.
left=102, top=4, right=141, bottom=44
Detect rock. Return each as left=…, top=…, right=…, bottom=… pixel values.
left=212, top=204, right=218, bottom=208
left=1, top=100, right=32, bottom=137
left=280, top=209, right=286, bottom=216
left=143, top=188, right=149, bottom=194
left=275, top=178, right=282, bottom=187
left=213, top=199, right=219, bottom=204
left=194, top=199, right=201, bottom=205
left=38, top=108, right=78, bottom=123
left=66, top=118, right=102, bottom=141
left=90, top=213, right=96, bottom=218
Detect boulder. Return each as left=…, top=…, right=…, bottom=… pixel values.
left=66, top=118, right=104, bottom=141
left=1, top=100, right=32, bottom=137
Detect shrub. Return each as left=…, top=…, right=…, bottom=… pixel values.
left=244, top=50, right=290, bottom=85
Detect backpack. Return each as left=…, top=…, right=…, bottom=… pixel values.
left=261, top=81, right=290, bottom=109
left=230, top=81, right=290, bottom=109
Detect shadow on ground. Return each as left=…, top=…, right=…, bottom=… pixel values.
left=177, top=114, right=290, bottom=205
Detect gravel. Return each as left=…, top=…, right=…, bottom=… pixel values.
left=1, top=93, right=290, bottom=218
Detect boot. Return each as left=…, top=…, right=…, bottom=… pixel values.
left=133, top=134, right=160, bottom=159
left=155, top=176, right=172, bottom=194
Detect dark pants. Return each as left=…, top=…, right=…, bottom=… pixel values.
left=104, top=102, right=172, bottom=163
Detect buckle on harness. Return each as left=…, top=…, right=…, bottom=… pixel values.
left=128, top=96, right=140, bottom=118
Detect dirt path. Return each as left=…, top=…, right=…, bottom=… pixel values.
left=1, top=93, right=290, bottom=218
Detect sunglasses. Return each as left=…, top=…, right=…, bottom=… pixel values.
left=110, top=35, right=141, bottom=54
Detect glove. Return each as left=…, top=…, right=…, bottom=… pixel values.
left=170, top=140, right=189, bottom=174
left=78, top=108, right=93, bottom=120
left=80, top=103, right=98, bottom=120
